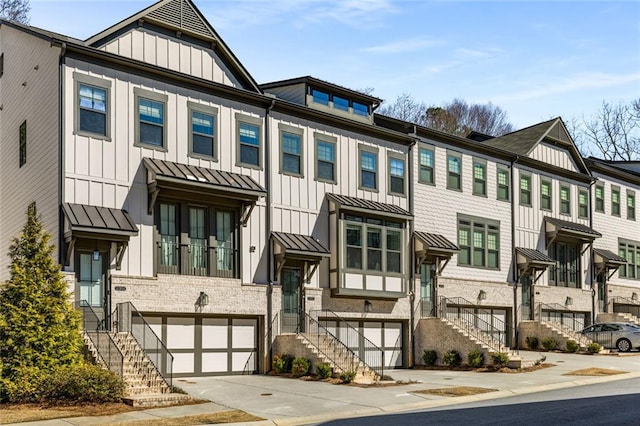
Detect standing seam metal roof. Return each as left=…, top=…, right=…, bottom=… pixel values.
left=326, top=194, right=412, bottom=218
left=62, top=203, right=138, bottom=234
left=545, top=217, right=602, bottom=237
left=515, top=247, right=555, bottom=263
left=414, top=231, right=459, bottom=252
left=272, top=232, right=329, bottom=256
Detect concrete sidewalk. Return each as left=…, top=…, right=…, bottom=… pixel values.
left=9, top=351, right=640, bottom=426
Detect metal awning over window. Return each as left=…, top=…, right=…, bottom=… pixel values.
left=414, top=231, right=458, bottom=273
left=545, top=216, right=601, bottom=248
left=143, top=158, right=266, bottom=224
left=272, top=232, right=329, bottom=284
left=516, top=247, right=555, bottom=282
left=62, top=203, right=138, bottom=268
left=594, top=248, right=627, bottom=276
left=326, top=193, right=412, bottom=220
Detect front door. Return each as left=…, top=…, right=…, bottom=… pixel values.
left=282, top=268, right=303, bottom=333
left=420, top=263, right=436, bottom=317
left=79, top=251, right=107, bottom=327
left=597, top=272, right=606, bottom=312
left=521, top=275, right=533, bottom=320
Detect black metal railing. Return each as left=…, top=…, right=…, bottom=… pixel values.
left=115, top=302, right=174, bottom=387
left=313, top=309, right=384, bottom=378
left=74, top=300, right=123, bottom=377
left=440, top=297, right=512, bottom=351
left=537, top=303, right=587, bottom=331
left=242, top=351, right=257, bottom=375
left=157, top=241, right=238, bottom=278
left=420, top=297, right=436, bottom=318
left=281, top=310, right=301, bottom=334
left=612, top=297, right=640, bottom=318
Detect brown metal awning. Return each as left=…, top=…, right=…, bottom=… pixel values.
left=516, top=247, right=555, bottom=281
left=272, top=232, right=330, bottom=284
left=545, top=216, right=601, bottom=248
left=413, top=231, right=458, bottom=274
left=594, top=248, right=627, bottom=276
left=326, top=193, right=412, bottom=220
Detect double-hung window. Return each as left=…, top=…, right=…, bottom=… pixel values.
left=280, top=126, right=303, bottom=176
left=457, top=215, right=499, bottom=269
left=619, top=239, right=640, bottom=279
left=578, top=190, right=589, bottom=219
left=135, top=89, right=167, bottom=149
left=189, top=103, right=217, bottom=160
left=612, top=187, right=621, bottom=216
left=447, top=151, right=462, bottom=191
left=315, top=135, right=336, bottom=183
left=473, top=160, right=486, bottom=196
left=519, top=173, right=531, bottom=206
left=19, top=120, right=26, bottom=167
left=418, top=144, right=434, bottom=184
left=595, top=184, right=605, bottom=213
left=389, top=155, right=406, bottom=195
left=344, top=215, right=404, bottom=274
left=540, top=180, right=552, bottom=210
left=359, top=147, right=378, bottom=190
left=497, top=166, right=510, bottom=201
left=236, top=114, right=262, bottom=168
left=75, top=73, right=111, bottom=139
left=628, top=191, right=636, bottom=220
left=560, top=185, right=571, bottom=215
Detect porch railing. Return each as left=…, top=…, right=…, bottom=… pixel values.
left=74, top=300, right=123, bottom=377
left=312, top=309, right=384, bottom=379
left=115, top=302, right=174, bottom=387
left=156, top=242, right=238, bottom=278
left=537, top=303, right=587, bottom=331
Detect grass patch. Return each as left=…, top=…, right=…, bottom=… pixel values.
left=563, top=367, right=628, bottom=376
left=107, top=410, right=264, bottom=425
left=412, top=386, right=498, bottom=397
left=0, top=403, right=140, bottom=424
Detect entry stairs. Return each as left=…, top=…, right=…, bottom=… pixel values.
left=598, top=311, right=640, bottom=326
left=538, top=320, right=593, bottom=350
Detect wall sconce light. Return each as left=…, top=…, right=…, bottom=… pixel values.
left=196, top=291, right=209, bottom=308
left=92, top=249, right=100, bottom=261
left=565, top=296, right=573, bottom=306
left=364, top=300, right=372, bottom=313
left=478, top=290, right=487, bottom=301
left=249, top=245, right=256, bottom=253
left=633, top=292, right=638, bottom=301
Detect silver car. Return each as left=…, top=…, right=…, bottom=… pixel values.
left=581, top=322, right=640, bottom=352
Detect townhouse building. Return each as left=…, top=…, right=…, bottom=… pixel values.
left=2, top=0, right=640, bottom=382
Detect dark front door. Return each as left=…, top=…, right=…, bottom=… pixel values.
left=79, top=251, right=108, bottom=327
left=420, top=263, right=436, bottom=317
left=521, top=275, right=533, bottom=320
left=597, top=272, right=606, bottom=312
left=282, top=268, right=303, bottom=333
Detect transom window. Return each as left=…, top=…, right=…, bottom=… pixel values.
left=316, top=139, right=336, bottom=183
left=190, top=109, right=216, bottom=159
left=281, top=131, right=302, bottom=176
left=79, top=84, right=107, bottom=136
left=447, top=152, right=462, bottom=191
left=619, top=239, right=640, bottom=279
left=541, top=180, right=552, bottom=210
left=138, top=97, right=165, bottom=147
left=344, top=215, right=403, bottom=274
left=560, top=185, right=571, bottom=215
left=458, top=215, right=499, bottom=269
left=595, top=184, right=604, bottom=213
left=519, top=174, right=531, bottom=206
left=419, top=145, right=434, bottom=184
left=549, top=241, right=580, bottom=287
left=360, top=149, right=378, bottom=190
left=389, top=156, right=405, bottom=195
left=612, top=188, right=621, bottom=216
left=473, top=161, right=486, bottom=196
left=578, top=190, right=589, bottom=219
left=333, top=96, right=349, bottom=111
left=312, top=89, right=329, bottom=105
left=497, top=167, right=509, bottom=201
left=238, top=121, right=261, bottom=167
left=628, top=192, right=635, bottom=220
left=353, top=102, right=369, bottom=117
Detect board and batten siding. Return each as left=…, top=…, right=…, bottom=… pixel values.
left=0, top=27, right=61, bottom=280
left=413, top=138, right=512, bottom=283
left=100, top=28, right=241, bottom=88
left=62, top=58, right=267, bottom=283
left=528, top=142, right=580, bottom=174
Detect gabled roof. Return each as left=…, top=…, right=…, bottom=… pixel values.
left=84, top=0, right=261, bottom=92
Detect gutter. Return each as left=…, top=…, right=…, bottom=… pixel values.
left=511, top=155, right=519, bottom=349
left=265, top=98, right=276, bottom=373
left=407, top=125, right=418, bottom=367
left=589, top=177, right=597, bottom=324
left=56, top=41, right=67, bottom=266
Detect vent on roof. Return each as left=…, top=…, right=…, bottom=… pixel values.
left=146, top=0, right=214, bottom=39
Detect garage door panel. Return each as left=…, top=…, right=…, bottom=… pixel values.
left=167, top=317, right=195, bottom=349
left=232, top=319, right=256, bottom=348
left=232, top=352, right=254, bottom=371
left=364, top=322, right=383, bottom=346
left=202, top=352, right=228, bottom=373
left=202, top=318, right=228, bottom=349
left=173, top=353, right=195, bottom=374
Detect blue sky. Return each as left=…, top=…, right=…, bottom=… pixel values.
left=30, top=0, right=640, bottom=129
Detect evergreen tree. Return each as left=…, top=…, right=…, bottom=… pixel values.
left=0, top=207, right=83, bottom=378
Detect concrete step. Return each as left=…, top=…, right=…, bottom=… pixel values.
left=123, top=393, right=192, bottom=407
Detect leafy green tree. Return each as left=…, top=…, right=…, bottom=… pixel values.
left=0, top=207, right=83, bottom=378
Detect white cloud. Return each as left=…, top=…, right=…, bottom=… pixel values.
left=362, top=37, right=442, bottom=54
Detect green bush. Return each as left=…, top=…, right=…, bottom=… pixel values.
left=272, top=354, right=293, bottom=374
left=587, top=342, right=602, bottom=354
left=491, top=352, right=510, bottom=368
left=422, top=350, right=437, bottom=366
left=565, top=340, right=580, bottom=353
left=443, top=350, right=461, bottom=367
left=526, top=336, right=539, bottom=350
left=339, top=370, right=357, bottom=383
left=541, top=338, right=557, bottom=351
left=467, top=350, right=484, bottom=368
left=316, top=362, right=333, bottom=379
left=291, top=357, right=310, bottom=378
left=0, top=366, right=47, bottom=403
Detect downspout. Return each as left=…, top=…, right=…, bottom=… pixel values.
left=510, top=156, right=519, bottom=350
left=407, top=126, right=417, bottom=368
left=589, top=178, right=597, bottom=325
left=265, top=98, right=276, bottom=373
left=57, top=42, right=67, bottom=267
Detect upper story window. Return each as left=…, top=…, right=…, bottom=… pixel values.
left=549, top=241, right=580, bottom=288
left=333, top=96, right=349, bottom=111
left=188, top=103, right=217, bottom=160
left=134, top=89, right=167, bottom=149
left=540, top=179, right=552, bottom=211
left=628, top=191, right=636, bottom=220
left=595, top=184, right=605, bottom=213
left=473, top=160, right=486, bottom=196
left=280, top=127, right=303, bottom=177
left=389, top=155, right=406, bottom=196
left=236, top=114, right=262, bottom=169
left=359, top=147, right=378, bottom=191
left=519, top=173, right=531, bottom=206
left=457, top=215, right=499, bottom=269
left=619, top=239, right=640, bottom=279
left=418, top=144, right=434, bottom=185
left=578, top=189, right=589, bottom=219
left=312, top=89, right=329, bottom=105
left=447, top=151, right=462, bottom=191
left=353, top=102, right=369, bottom=117
left=74, top=73, right=112, bottom=140
left=19, top=120, right=26, bottom=168
left=560, top=185, right=571, bottom=215
left=612, top=187, right=621, bottom=217
left=344, top=214, right=404, bottom=274
left=315, top=134, right=337, bottom=183
left=497, top=167, right=509, bottom=201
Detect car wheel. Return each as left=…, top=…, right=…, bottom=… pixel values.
left=617, top=338, right=632, bottom=352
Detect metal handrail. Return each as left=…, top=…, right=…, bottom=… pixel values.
left=115, top=302, right=174, bottom=387
left=539, top=319, right=593, bottom=347
left=537, top=302, right=573, bottom=313
left=312, top=309, right=384, bottom=378
left=242, top=351, right=257, bottom=375
left=611, top=297, right=640, bottom=318
left=611, top=296, right=640, bottom=306
left=156, top=241, right=238, bottom=278
left=440, top=297, right=512, bottom=352
left=74, top=300, right=124, bottom=377
left=536, top=302, right=586, bottom=332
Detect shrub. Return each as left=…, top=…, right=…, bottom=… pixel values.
left=272, top=354, right=293, bottom=374
left=467, top=350, right=484, bottom=368
left=339, top=370, right=357, bottom=383
left=422, top=350, right=437, bottom=366
left=526, top=336, right=539, bottom=350
left=0, top=366, right=47, bottom=403
left=443, top=350, right=461, bottom=367
left=587, top=342, right=602, bottom=354
left=565, top=340, right=580, bottom=353
left=541, top=338, right=557, bottom=351
left=291, top=357, right=310, bottom=378
left=316, top=362, right=333, bottom=379
left=491, top=352, right=510, bottom=368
